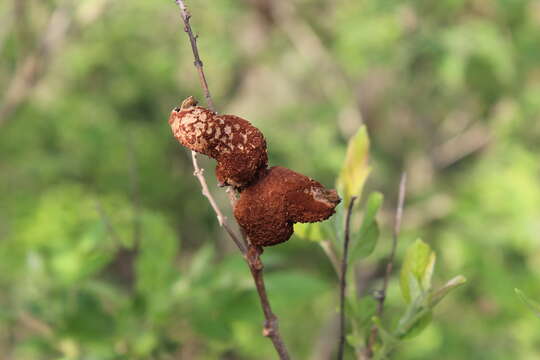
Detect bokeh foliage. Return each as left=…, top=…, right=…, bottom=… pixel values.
left=1, top=0, right=540, bottom=359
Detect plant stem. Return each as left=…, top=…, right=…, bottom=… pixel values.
left=247, top=245, right=291, bottom=360
left=174, top=0, right=214, bottom=111
left=367, top=172, right=407, bottom=357
left=337, top=196, right=357, bottom=360
left=173, top=1, right=290, bottom=358
left=174, top=0, right=247, bottom=254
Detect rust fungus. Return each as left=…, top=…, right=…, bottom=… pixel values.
left=234, top=166, right=341, bottom=247
left=169, top=96, right=268, bottom=188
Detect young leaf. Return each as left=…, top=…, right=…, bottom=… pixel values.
left=515, top=288, right=540, bottom=317
left=421, top=252, right=436, bottom=291
left=294, top=221, right=333, bottom=242
left=372, top=316, right=398, bottom=347
left=400, top=239, right=435, bottom=303
left=348, top=296, right=378, bottom=327
left=428, top=275, right=467, bottom=307
left=396, top=294, right=432, bottom=339
left=399, top=309, right=433, bottom=340
left=332, top=199, right=345, bottom=246
left=337, top=125, right=371, bottom=207
left=349, top=192, right=383, bottom=261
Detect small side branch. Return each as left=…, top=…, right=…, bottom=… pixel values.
left=337, top=196, right=358, bottom=360
left=191, top=151, right=246, bottom=253
left=367, top=172, right=407, bottom=356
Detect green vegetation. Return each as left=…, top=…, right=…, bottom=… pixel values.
left=1, top=0, right=540, bottom=359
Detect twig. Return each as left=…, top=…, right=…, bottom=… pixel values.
left=191, top=151, right=246, bottom=253
left=173, top=2, right=290, bottom=358
left=247, top=245, right=291, bottom=360
left=174, top=0, right=247, bottom=254
left=337, top=196, right=357, bottom=360
left=367, top=172, right=407, bottom=356
left=174, top=0, right=214, bottom=111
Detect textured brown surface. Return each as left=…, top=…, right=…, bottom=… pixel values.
left=234, top=166, right=341, bottom=246
left=169, top=97, right=268, bottom=188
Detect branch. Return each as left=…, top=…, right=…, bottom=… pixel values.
left=367, top=172, right=407, bottom=357
left=174, top=0, right=247, bottom=254
left=191, top=151, right=246, bottom=253
left=337, top=196, right=357, bottom=360
left=173, top=2, right=290, bottom=358
left=247, top=245, right=291, bottom=360
left=174, top=0, right=215, bottom=111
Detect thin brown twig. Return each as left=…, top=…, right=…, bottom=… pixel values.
left=191, top=151, right=246, bottom=253
left=337, top=196, right=357, bottom=360
left=173, top=2, right=290, bottom=358
left=366, top=172, right=407, bottom=357
left=174, top=0, right=247, bottom=254
left=175, top=0, right=215, bottom=111
left=247, top=245, right=291, bottom=360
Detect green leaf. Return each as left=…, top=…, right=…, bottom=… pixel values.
left=294, top=222, right=329, bottom=242
left=372, top=316, right=398, bottom=347
left=396, top=295, right=432, bottom=339
left=428, top=275, right=467, bottom=307
left=399, top=309, right=433, bottom=340
left=515, top=288, right=540, bottom=317
left=337, top=125, right=371, bottom=207
left=348, top=296, right=378, bottom=328
left=332, top=199, right=346, bottom=246
left=349, top=192, right=383, bottom=261
left=400, top=239, right=435, bottom=303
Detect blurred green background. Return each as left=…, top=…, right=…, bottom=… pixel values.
left=1, top=0, right=540, bottom=359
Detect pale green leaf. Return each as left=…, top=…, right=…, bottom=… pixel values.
left=428, top=275, right=467, bottom=307
left=400, top=239, right=435, bottom=303
left=421, top=252, right=436, bottom=291
left=399, top=309, right=432, bottom=340
left=294, top=222, right=326, bottom=242
left=337, top=126, right=371, bottom=207
left=349, top=192, right=383, bottom=261
left=295, top=218, right=335, bottom=243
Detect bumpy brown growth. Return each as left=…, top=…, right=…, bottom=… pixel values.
left=169, top=97, right=340, bottom=246
left=234, top=166, right=341, bottom=246
left=169, top=96, right=268, bottom=188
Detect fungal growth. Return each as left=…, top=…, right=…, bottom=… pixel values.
left=169, top=96, right=268, bottom=188
left=169, top=97, right=341, bottom=247
left=234, top=166, right=341, bottom=246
